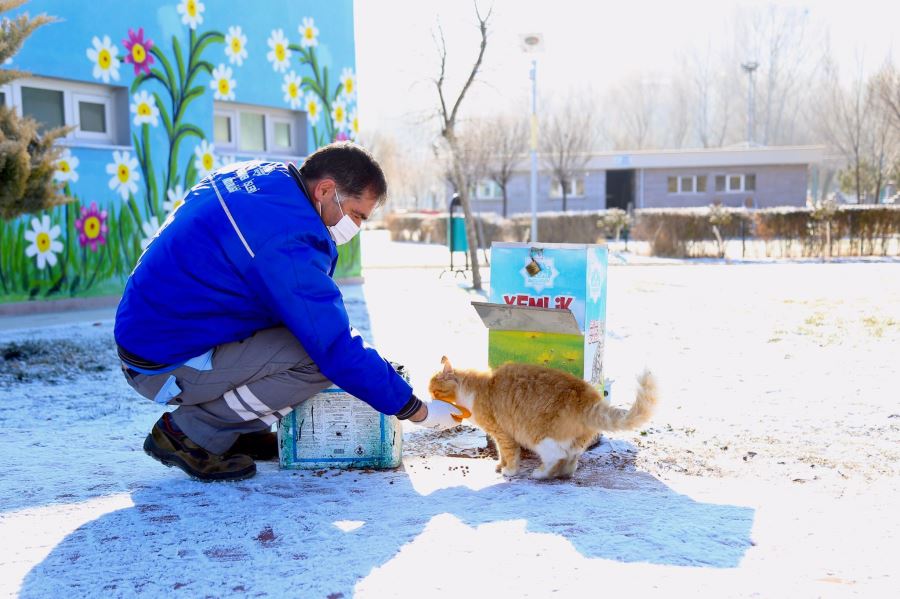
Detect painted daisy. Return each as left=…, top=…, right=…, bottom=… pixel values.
left=331, top=99, right=348, bottom=132
left=266, top=29, right=291, bottom=73
left=130, top=90, right=160, bottom=127
left=141, top=215, right=161, bottom=250
left=339, top=67, right=356, bottom=101
left=176, top=0, right=205, bottom=30
left=348, top=107, right=359, bottom=141
left=224, top=25, right=248, bottom=66
left=163, top=184, right=186, bottom=215
left=282, top=71, right=302, bottom=109
left=194, top=140, right=217, bottom=177
left=86, top=35, right=120, bottom=83
left=24, top=215, right=63, bottom=270
left=106, top=150, right=140, bottom=200
left=75, top=202, right=108, bottom=252
left=123, top=28, right=154, bottom=76
left=299, top=17, right=318, bottom=48
left=305, top=93, right=321, bottom=125
left=54, top=148, right=80, bottom=184
left=210, top=64, right=236, bottom=101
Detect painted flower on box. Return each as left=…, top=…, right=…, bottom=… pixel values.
left=339, top=68, right=355, bottom=101
left=194, top=140, right=217, bottom=177
left=299, top=17, right=318, bottom=48
left=282, top=71, right=302, bottom=109
left=331, top=99, right=348, bottom=132
left=210, top=64, right=236, bottom=101
left=164, top=184, right=186, bottom=216
left=306, top=94, right=321, bottom=125
left=141, top=215, right=161, bottom=250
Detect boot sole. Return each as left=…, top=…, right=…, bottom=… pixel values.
left=143, top=434, right=257, bottom=482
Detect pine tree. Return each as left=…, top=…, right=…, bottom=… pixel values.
left=0, top=0, right=68, bottom=221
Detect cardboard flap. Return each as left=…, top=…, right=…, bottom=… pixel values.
left=471, top=301, right=581, bottom=335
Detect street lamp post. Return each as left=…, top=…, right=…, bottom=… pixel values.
left=741, top=61, right=759, bottom=145
left=521, top=33, right=543, bottom=242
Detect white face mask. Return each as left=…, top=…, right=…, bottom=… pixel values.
left=327, top=190, right=360, bottom=246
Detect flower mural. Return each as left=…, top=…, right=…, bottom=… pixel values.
left=54, top=149, right=79, bottom=184
left=130, top=90, right=160, bottom=127
left=194, top=140, right=217, bottom=177
left=210, top=64, right=236, bottom=101
left=339, top=67, right=355, bottom=101
left=86, top=35, right=121, bottom=82
left=267, top=29, right=291, bottom=72
left=107, top=151, right=141, bottom=200
left=75, top=203, right=108, bottom=252
left=1, top=3, right=362, bottom=303
left=305, top=93, right=321, bottom=125
left=164, top=184, right=186, bottom=215
left=123, top=28, right=155, bottom=76
left=331, top=98, right=348, bottom=133
left=24, top=215, right=63, bottom=270
left=177, top=0, right=205, bottom=30
left=282, top=71, right=302, bottom=109
left=224, top=25, right=247, bottom=66
left=141, top=215, right=161, bottom=250
left=299, top=17, right=318, bottom=48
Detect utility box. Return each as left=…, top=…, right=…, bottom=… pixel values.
left=278, top=365, right=408, bottom=470
left=473, top=242, right=608, bottom=390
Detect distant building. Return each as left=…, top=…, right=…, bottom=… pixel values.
left=470, top=145, right=825, bottom=215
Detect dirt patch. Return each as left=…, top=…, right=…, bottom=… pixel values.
left=0, top=337, right=116, bottom=386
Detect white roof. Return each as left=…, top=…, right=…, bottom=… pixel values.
left=518, top=145, right=825, bottom=171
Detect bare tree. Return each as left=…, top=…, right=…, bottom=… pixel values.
left=679, top=42, right=737, bottom=147
left=481, top=114, right=526, bottom=217
left=542, top=95, right=596, bottom=212
left=606, top=76, right=658, bottom=150
left=433, top=2, right=492, bottom=291
left=819, top=58, right=868, bottom=202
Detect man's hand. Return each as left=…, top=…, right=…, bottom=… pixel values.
left=409, top=400, right=463, bottom=430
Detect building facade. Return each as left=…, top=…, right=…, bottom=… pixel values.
left=470, top=146, right=824, bottom=216
left=0, top=0, right=359, bottom=304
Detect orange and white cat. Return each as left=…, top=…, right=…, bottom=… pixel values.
left=429, top=356, right=658, bottom=480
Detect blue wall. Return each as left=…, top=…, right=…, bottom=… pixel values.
left=0, top=0, right=360, bottom=302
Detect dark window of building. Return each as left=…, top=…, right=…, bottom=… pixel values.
left=715, top=175, right=726, bottom=192
left=22, top=86, right=65, bottom=132
left=746, top=174, right=756, bottom=191
left=667, top=176, right=677, bottom=193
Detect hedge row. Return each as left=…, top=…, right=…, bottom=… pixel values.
left=383, top=205, right=900, bottom=258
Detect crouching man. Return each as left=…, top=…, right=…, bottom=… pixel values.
left=115, top=142, right=460, bottom=481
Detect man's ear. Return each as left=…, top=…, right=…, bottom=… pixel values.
left=312, top=178, right=336, bottom=202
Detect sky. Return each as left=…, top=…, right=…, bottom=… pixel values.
left=354, top=0, right=898, bottom=144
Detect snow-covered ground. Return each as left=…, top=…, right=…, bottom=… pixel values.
left=1, top=249, right=898, bottom=597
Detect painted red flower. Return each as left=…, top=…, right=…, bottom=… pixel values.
left=335, top=132, right=351, bottom=142
left=75, top=202, right=108, bottom=251
left=123, top=28, right=155, bottom=76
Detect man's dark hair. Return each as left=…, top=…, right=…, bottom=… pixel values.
left=299, top=141, right=387, bottom=206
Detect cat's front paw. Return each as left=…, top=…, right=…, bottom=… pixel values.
left=495, top=462, right=504, bottom=473
left=501, top=465, right=519, bottom=477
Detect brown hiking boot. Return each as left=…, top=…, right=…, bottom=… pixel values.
left=227, top=430, right=279, bottom=461
left=143, top=413, right=256, bottom=481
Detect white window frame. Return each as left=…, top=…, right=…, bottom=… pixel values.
left=717, top=173, right=756, bottom=193
left=72, top=91, right=114, bottom=142
left=0, top=84, right=11, bottom=108
left=10, top=77, right=118, bottom=145
left=550, top=177, right=585, bottom=199
left=668, top=175, right=707, bottom=194
left=269, top=116, right=295, bottom=153
left=474, top=179, right=502, bottom=200
left=213, top=109, right=237, bottom=151
left=214, top=101, right=304, bottom=161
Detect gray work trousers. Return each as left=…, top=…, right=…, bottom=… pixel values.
left=122, top=327, right=332, bottom=453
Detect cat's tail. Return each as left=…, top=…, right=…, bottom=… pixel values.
left=588, top=370, right=658, bottom=431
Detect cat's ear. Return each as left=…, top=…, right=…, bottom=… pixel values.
left=441, top=355, right=453, bottom=374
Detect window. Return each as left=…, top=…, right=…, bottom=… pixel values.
left=474, top=180, right=501, bottom=200
left=9, top=77, right=122, bottom=144
left=214, top=101, right=306, bottom=158
left=668, top=175, right=707, bottom=194
left=716, top=173, right=757, bottom=193
left=550, top=177, right=585, bottom=198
